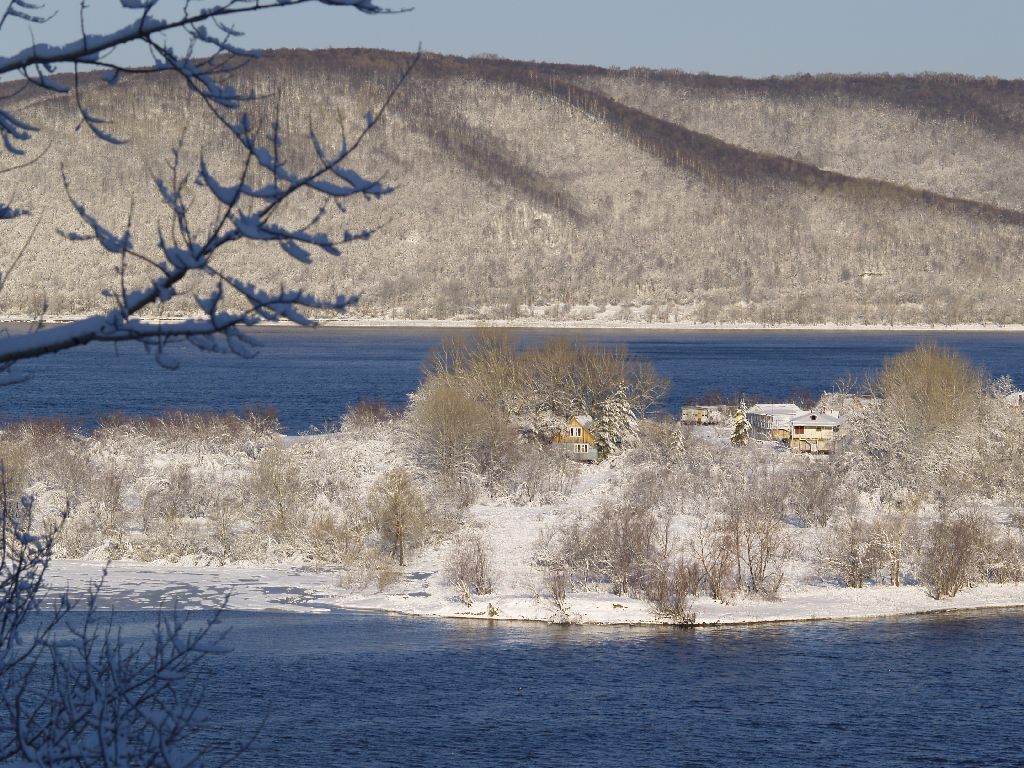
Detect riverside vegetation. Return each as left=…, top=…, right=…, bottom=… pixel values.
left=5, top=51, right=1024, bottom=325
left=5, top=337, right=1024, bottom=623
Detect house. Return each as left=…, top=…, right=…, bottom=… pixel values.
left=745, top=403, right=806, bottom=441
left=788, top=411, right=842, bottom=454
left=681, top=405, right=724, bottom=426
left=552, top=415, right=599, bottom=462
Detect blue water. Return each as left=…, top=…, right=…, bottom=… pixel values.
left=4, top=326, right=1024, bottom=432
left=89, top=608, right=1024, bottom=767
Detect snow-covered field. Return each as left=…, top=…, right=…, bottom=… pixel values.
left=40, top=439, right=1024, bottom=627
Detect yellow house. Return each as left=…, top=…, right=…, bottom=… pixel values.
left=553, top=415, right=599, bottom=462
left=789, top=412, right=842, bottom=454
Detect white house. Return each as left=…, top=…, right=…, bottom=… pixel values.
left=746, top=403, right=806, bottom=441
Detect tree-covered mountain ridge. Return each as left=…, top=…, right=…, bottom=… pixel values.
left=4, top=47, right=1024, bottom=325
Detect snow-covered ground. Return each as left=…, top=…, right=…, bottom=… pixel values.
left=22, top=402, right=1024, bottom=629
left=42, top=558, right=1024, bottom=627
left=41, top=440, right=1024, bottom=627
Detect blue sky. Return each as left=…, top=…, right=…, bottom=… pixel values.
left=235, top=0, right=1024, bottom=77
left=7, top=0, right=1024, bottom=78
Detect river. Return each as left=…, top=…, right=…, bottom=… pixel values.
left=91, top=607, right=1024, bottom=767
left=4, top=326, right=1024, bottom=432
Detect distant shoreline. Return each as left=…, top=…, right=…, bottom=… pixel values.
left=4, top=314, right=1024, bottom=334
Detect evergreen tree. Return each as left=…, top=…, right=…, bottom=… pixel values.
left=731, top=404, right=752, bottom=446
left=592, top=384, right=640, bottom=458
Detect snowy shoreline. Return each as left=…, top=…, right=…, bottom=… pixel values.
left=42, top=559, right=1024, bottom=628
left=5, top=314, right=1024, bottom=334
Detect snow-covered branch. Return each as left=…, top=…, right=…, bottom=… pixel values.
left=0, top=0, right=415, bottom=372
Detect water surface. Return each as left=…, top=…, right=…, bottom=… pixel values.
left=5, top=326, right=1024, bottom=432
left=93, top=608, right=1024, bottom=767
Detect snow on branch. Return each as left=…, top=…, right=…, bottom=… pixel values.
left=0, top=1, right=417, bottom=373
left=0, top=1, right=391, bottom=152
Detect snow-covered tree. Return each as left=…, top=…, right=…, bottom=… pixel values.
left=730, top=404, right=751, bottom=446
left=591, top=384, right=640, bottom=458
left=0, top=0, right=404, bottom=380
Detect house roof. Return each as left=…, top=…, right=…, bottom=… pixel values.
left=747, top=403, right=805, bottom=417
left=571, top=415, right=594, bottom=428
left=791, top=411, right=842, bottom=428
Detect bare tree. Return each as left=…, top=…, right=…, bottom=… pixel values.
left=692, top=514, right=734, bottom=601
left=718, top=472, right=793, bottom=596
left=0, top=2, right=401, bottom=764
left=367, top=468, right=429, bottom=566
left=854, top=343, right=989, bottom=496
left=424, top=332, right=668, bottom=438
left=870, top=500, right=919, bottom=587
left=0, top=478, right=243, bottom=766
left=0, top=0, right=405, bottom=378
left=408, top=379, right=519, bottom=498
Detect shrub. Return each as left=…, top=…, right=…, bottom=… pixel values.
left=816, top=513, right=882, bottom=588
left=343, top=398, right=401, bottom=430
left=445, top=529, right=495, bottom=602
left=720, top=473, right=794, bottom=596
left=502, top=444, right=580, bottom=504
left=641, top=554, right=697, bottom=623
left=920, top=506, right=997, bottom=598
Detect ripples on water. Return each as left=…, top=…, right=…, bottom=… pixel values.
left=91, top=609, right=1023, bottom=767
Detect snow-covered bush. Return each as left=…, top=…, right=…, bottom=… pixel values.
left=920, top=505, right=999, bottom=598
left=691, top=515, right=734, bottom=601
left=501, top=444, right=580, bottom=504
left=815, top=511, right=882, bottom=588
left=697, top=471, right=794, bottom=597
left=445, top=529, right=495, bottom=602
left=342, top=398, right=402, bottom=431
left=628, top=417, right=689, bottom=466
left=641, top=553, right=698, bottom=623
left=782, top=461, right=855, bottom=528
left=555, top=500, right=658, bottom=597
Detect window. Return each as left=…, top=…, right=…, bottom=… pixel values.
left=569, top=426, right=581, bottom=437
left=574, top=443, right=589, bottom=454
left=795, top=426, right=804, bottom=435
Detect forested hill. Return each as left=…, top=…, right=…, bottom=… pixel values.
left=4, top=48, right=1024, bottom=325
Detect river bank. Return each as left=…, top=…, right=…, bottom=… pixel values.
left=5, top=313, right=1024, bottom=334
left=42, top=558, right=1024, bottom=627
